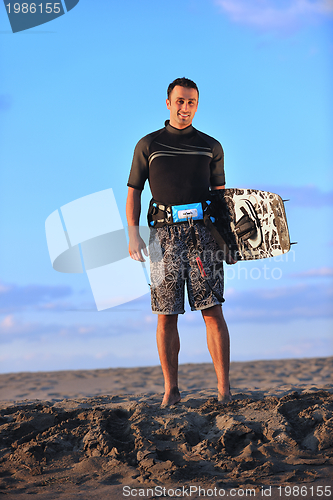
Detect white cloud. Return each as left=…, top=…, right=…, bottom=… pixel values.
left=215, top=0, right=333, bottom=32
left=291, top=267, right=333, bottom=277
left=0, top=315, right=145, bottom=340
left=0, top=315, right=15, bottom=329
left=0, top=281, right=73, bottom=313
left=262, top=185, right=333, bottom=207
left=223, top=282, right=333, bottom=322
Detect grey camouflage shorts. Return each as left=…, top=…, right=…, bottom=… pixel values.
left=149, top=222, right=224, bottom=315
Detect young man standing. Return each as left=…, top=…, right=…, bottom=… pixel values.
left=126, top=78, right=235, bottom=406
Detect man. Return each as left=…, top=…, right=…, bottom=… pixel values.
left=126, top=77, right=235, bottom=406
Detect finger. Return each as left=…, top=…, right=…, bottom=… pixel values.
left=130, top=250, right=140, bottom=261
left=134, top=251, right=145, bottom=262
left=129, top=247, right=141, bottom=261
left=138, top=254, right=146, bottom=262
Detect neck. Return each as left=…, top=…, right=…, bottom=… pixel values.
left=165, top=120, right=194, bottom=135
left=169, top=117, right=193, bottom=130
left=169, top=120, right=192, bottom=130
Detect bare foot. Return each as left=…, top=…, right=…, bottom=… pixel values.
left=218, top=390, right=232, bottom=404
left=161, top=386, right=181, bottom=407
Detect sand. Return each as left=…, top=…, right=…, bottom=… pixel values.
left=0, top=357, right=332, bottom=499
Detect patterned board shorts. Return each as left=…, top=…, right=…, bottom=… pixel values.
left=149, top=222, right=225, bottom=315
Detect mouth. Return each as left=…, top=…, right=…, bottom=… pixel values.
left=178, top=113, right=190, bottom=119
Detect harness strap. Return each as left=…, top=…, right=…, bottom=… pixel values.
left=188, top=217, right=197, bottom=249
left=148, top=201, right=171, bottom=227
left=202, top=212, right=230, bottom=259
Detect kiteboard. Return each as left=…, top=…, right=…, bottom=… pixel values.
left=207, top=188, right=292, bottom=261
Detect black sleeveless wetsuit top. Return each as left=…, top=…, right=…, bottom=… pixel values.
left=127, top=121, right=225, bottom=206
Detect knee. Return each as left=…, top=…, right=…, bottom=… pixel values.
left=157, top=314, right=178, bottom=329
left=201, top=305, right=223, bottom=321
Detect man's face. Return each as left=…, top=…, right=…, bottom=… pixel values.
left=166, top=86, right=198, bottom=129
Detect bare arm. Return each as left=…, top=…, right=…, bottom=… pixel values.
left=126, top=187, right=148, bottom=262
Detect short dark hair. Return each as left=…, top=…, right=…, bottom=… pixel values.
left=167, top=77, right=199, bottom=101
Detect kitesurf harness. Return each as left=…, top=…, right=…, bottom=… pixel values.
left=148, top=194, right=260, bottom=260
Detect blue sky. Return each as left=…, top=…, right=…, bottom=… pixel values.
left=0, top=0, right=332, bottom=373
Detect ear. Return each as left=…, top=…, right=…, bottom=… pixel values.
left=166, top=98, right=171, bottom=110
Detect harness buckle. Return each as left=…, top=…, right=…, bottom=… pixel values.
left=166, top=207, right=172, bottom=223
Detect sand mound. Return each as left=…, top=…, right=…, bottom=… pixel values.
left=0, top=388, right=332, bottom=498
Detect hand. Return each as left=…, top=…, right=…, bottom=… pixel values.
left=129, top=234, right=148, bottom=262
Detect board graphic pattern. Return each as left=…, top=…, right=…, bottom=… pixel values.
left=220, top=188, right=291, bottom=260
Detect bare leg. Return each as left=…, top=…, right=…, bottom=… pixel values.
left=156, top=314, right=181, bottom=406
left=201, top=304, right=232, bottom=403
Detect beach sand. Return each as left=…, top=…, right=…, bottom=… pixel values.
left=0, top=357, right=332, bottom=499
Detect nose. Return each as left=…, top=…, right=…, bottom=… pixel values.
left=181, top=101, right=188, bottom=111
